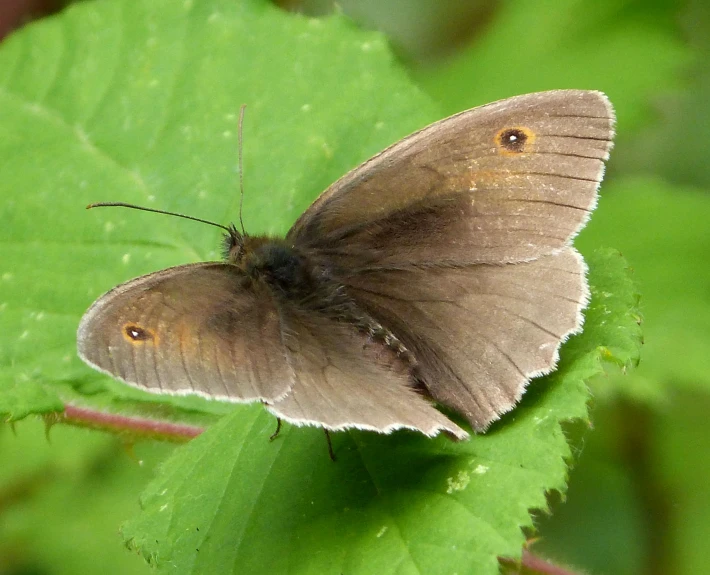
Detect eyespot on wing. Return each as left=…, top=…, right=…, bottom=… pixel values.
left=122, top=323, right=159, bottom=345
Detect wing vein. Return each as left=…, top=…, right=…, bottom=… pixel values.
left=214, top=343, right=231, bottom=398
left=152, top=303, right=164, bottom=391
left=530, top=150, right=607, bottom=161
left=179, top=328, right=196, bottom=392
left=537, top=133, right=613, bottom=142
left=492, top=304, right=563, bottom=339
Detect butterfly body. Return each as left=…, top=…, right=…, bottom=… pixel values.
left=232, top=235, right=316, bottom=297
left=227, top=232, right=422, bottom=399
left=78, top=90, right=615, bottom=440
left=229, top=234, right=378, bottom=336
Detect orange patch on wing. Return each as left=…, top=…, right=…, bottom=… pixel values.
left=176, top=322, right=199, bottom=357
left=494, top=126, right=536, bottom=155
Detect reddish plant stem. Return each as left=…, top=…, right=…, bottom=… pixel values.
left=500, top=550, right=584, bottom=575
left=56, top=404, right=204, bottom=442
left=0, top=0, right=63, bottom=41
left=520, top=550, right=583, bottom=575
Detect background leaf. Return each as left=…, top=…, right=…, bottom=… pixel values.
left=577, top=177, right=710, bottom=396
left=0, top=421, right=168, bottom=575
left=412, top=0, right=690, bottom=133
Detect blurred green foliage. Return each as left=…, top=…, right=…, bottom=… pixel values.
left=0, top=0, right=707, bottom=574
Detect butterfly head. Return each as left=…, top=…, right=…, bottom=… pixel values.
left=222, top=223, right=246, bottom=264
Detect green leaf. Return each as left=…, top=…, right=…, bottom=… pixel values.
left=615, top=0, right=710, bottom=190
left=653, top=390, right=710, bottom=574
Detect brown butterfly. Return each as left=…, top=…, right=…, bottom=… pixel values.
left=77, top=90, right=615, bottom=441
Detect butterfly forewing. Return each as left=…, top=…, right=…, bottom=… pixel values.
left=289, top=90, right=614, bottom=267
left=288, top=90, right=614, bottom=430
left=77, top=264, right=294, bottom=402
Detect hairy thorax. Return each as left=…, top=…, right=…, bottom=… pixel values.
left=232, top=235, right=417, bottom=371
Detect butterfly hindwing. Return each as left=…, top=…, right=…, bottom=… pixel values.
left=338, top=248, right=588, bottom=430
left=267, top=307, right=468, bottom=438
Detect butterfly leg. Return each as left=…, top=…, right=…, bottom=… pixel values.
left=324, top=429, right=336, bottom=462
left=269, top=417, right=282, bottom=441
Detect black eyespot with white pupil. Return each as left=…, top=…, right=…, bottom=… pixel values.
left=498, top=128, right=528, bottom=152
left=125, top=325, right=150, bottom=341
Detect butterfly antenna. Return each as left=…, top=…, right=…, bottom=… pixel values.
left=86, top=202, right=236, bottom=236
left=237, top=104, right=247, bottom=236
